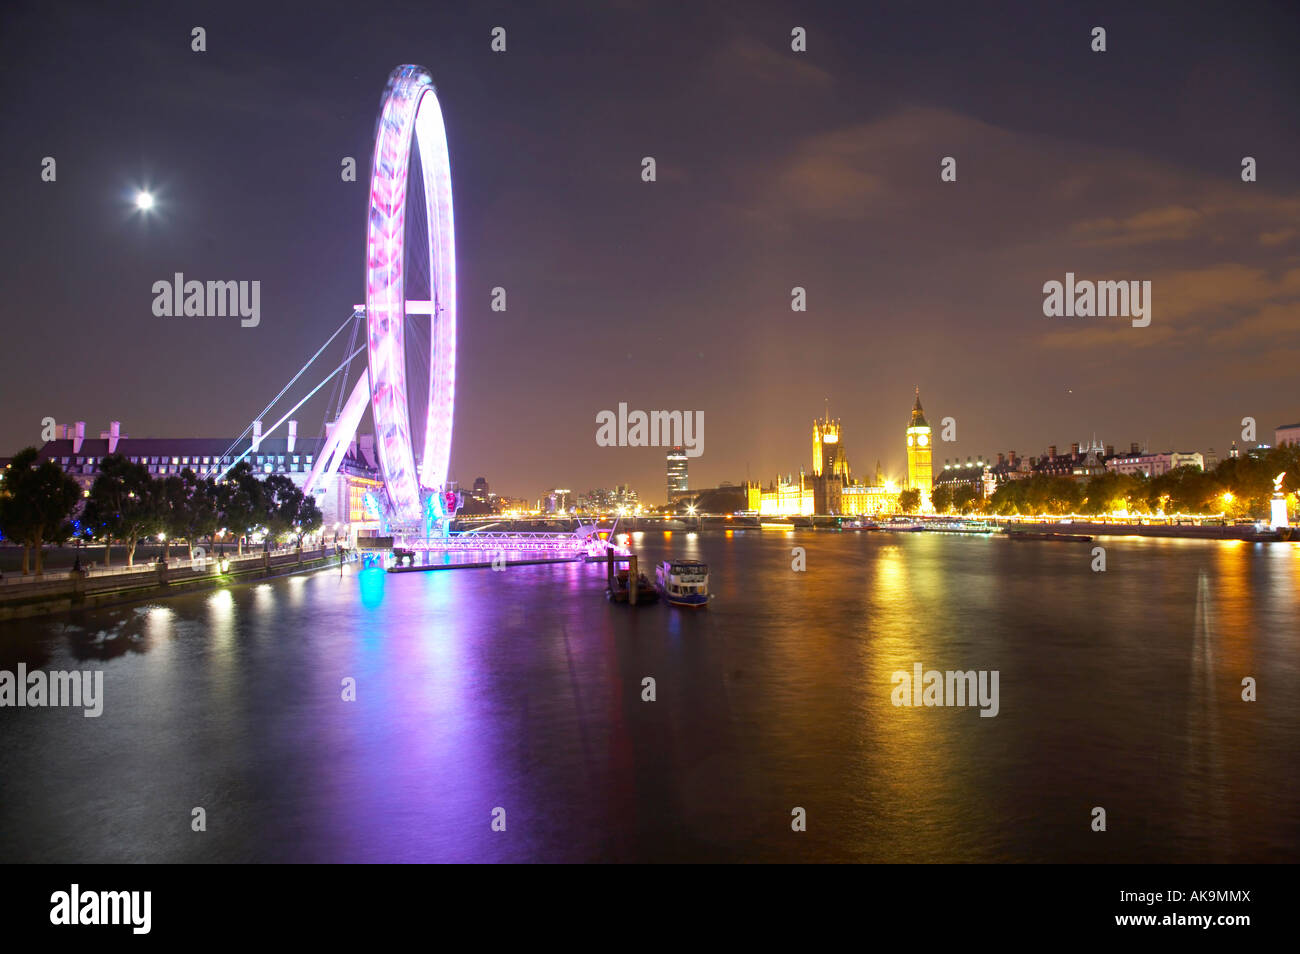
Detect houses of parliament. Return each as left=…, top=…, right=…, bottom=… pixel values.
left=744, top=390, right=934, bottom=517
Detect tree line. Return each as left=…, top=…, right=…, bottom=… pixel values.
left=926, top=444, right=1299, bottom=518
left=0, top=451, right=323, bottom=575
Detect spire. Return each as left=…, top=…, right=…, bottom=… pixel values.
left=909, top=387, right=929, bottom=428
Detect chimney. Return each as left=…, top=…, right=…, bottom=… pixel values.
left=1070, top=442, right=1080, bottom=457
left=1105, top=444, right=1114, bottom=457
left=252, top=420, right=263, bottom=453
left=73, top=421, right=85, bottom=454
left=287, top=420, right=298, bottom=454
left=108, top=421, right=120, bottom=454
left=997, top=453, right=1005, bottom=466
left=1130, top=442, right=1140, bottom=455
left=1048, top=445, right=1057, bottom=459
left=1009, top=450, right=1017, bottom=466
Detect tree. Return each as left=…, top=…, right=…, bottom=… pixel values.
left=295, top=493, right=323, bottom=545
left=1082, top=471, right=1136, bottom=515
left=930, top=484, right=953, bottom=514
left=159, top=474, right=186, bottom=561
left=263, top=474, right=304, bottom=543
left=0, top=448, right=83, bottom=575
left=216, top=460, right=264, bottom=555
left=898, top=488, right=921, bottom=513
left=82, top=454, right=161, bottom=567
left=182, top=469, right=221, bottom=559
left=1213, top=444, right=1300, bottom=518
left=160, top=468, right=221, bottom=560
left=989, top=478, right=1026, bottom=515
left=952, top=485, right=978, bottom=514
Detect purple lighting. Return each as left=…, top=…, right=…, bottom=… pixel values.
left=364, top=65, right=457, bottom=526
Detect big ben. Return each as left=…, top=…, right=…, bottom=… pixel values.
left=905, top=388, right=933, bottom=510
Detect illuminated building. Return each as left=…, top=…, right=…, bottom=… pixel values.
left=666, top=446, right=688, bottom=501
left=1105, top=451, right=1204, bottom=477
left=810, top=411, right=851, bottom=513
left=839, top=484, right=898, bottom=516
left=1276, top=423, right=1300, bottom=448
left=812, top=413, right=851, bottom=481
left=905, top=389, right=933, bottom=510
left=36, top=418, right=381, bottom=540
left=578, top=485, right=640, bottom=514
left=746, top=474, right=815, bottom=517
left=936, top=457, right=987, bottom=494
left=543, top=488, right=573, bottom=513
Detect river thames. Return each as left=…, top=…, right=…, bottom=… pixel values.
left=1, top=531, right=1296, bottom=863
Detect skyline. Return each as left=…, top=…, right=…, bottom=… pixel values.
left=3, top=0, right=1299, bottom=500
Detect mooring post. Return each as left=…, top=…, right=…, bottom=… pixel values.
left=629, top=554, right=638, bottom=605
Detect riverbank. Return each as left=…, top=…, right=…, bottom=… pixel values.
left=0, top=547, right=342, bottom=621
left=985, top=519, right=1292, bottom=541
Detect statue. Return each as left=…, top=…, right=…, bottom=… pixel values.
left=1274, top=472, right=1287, bottom=494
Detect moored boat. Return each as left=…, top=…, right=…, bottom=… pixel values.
left=928, top=520, right=998, bottom=534
left=880, top=518, right=924, bottom=532
left=655, top=560, right=712, bottom=607
left=1004, top=530, right=1093, bottom=542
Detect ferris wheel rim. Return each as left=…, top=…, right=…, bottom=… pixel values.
left=363, top=64, right=456, bottom=525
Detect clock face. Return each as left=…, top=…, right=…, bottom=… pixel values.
left=907, top=436, right=914, bottom=447
left=919, top=434, right=929, bottom=446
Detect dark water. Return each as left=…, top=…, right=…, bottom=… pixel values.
left=2, top=530, right=1297, bottom=863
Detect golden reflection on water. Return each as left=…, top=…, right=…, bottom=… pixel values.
left=864, top=539, right=970, bottom=859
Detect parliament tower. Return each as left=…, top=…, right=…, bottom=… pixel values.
left=905, top=388, right=933, bottom=510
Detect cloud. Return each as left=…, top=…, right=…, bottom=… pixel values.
left=710, top=35, right=833, bottom=91
left=1207, top=300, right=1300, bottom=346
left=1259, top=228, right=1297, bottom=247
left=1071, top=205, right=1205, bottom=247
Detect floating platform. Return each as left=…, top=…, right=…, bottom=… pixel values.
left=387, top=555, right=581, bottom=572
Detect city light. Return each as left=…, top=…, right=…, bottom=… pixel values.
left=134, top=190, right=154, bottom=211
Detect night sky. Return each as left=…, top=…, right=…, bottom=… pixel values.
left=3, top=0, right=1298, bottom=501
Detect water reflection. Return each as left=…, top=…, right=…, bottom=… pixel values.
left=0, top=533, right=1295, bottom=862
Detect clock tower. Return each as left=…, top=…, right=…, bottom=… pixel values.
left=905, top=388, right=933, bottom=511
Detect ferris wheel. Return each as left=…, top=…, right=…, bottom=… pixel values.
left=364, top=64, right=457, bottom=526
left=261, top=65, right=458, bottom=528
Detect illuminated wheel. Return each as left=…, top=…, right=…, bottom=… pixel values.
left=365, top=64, right=456, bottom=525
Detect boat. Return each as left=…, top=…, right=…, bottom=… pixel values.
left=841, top=518, right=879, bottom=531
left=655, top=560, right=712, bottom=608
left=1004, top=530, right=1093, bottom=542
left=879, top=518, right=924, bottom=532
left=606, top=567, right=659, bottom=604
left=927, top=520, right=998, bottom=534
